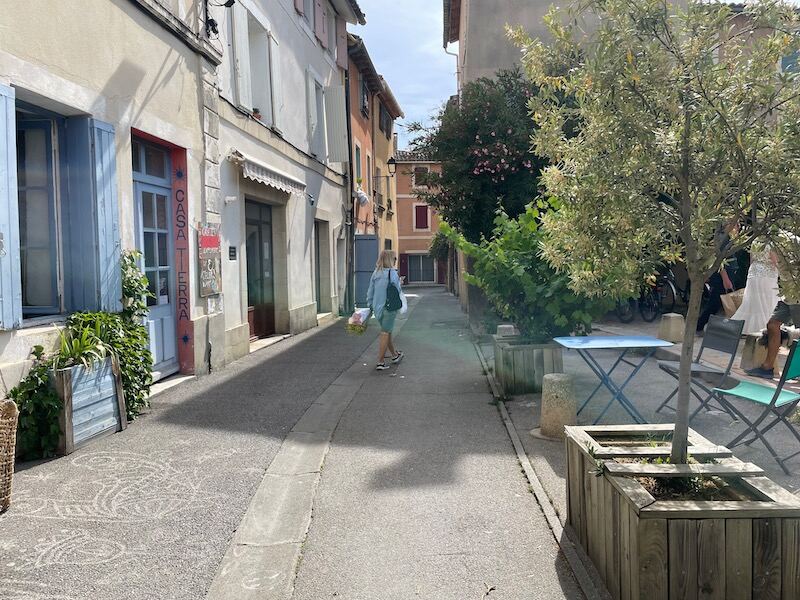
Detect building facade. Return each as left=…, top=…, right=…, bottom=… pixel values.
left=395, top=151, right=444, bottom=286
left=0, top=0, right=366, bottom=398
left=209, top=0, right=364, bottom=358
left=347, top=35, right=403, bottom=253
left=0, top=0, right=222, bottom=391
left=442, top=0, right=553, bottom=89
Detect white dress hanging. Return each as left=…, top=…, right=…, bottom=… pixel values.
left=732, top=244, right=780, bottom=334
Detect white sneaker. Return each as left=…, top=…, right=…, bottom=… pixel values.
left=391, top=351, right=404, bottom=364
left=375, top=362, right=390, bottom=371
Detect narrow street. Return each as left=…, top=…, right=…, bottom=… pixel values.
left=0, top=290, right=580, bottom=600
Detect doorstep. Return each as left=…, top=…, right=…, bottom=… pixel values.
left=147, top=373, right=195, bottom=400
left=316, top=312, right=335, bottom=327
left=250, top=334, right=291, bottom=354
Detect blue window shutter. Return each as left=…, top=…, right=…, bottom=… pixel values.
left=63, top=117, right=120, bottom=313
left=63, top=116, right=95, bottom=312
left=91, top=120, right=121, bottom=313
left=0, top=83, right=22, bottom=329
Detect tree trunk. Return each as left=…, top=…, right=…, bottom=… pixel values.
left=670, top=274, right=704, bottom=464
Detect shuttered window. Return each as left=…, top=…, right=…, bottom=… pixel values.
left=0, top=92, right=120, bottom=327
left=0, top=83, right=22, bottom=329
left=414, top=205, right=430, bottom=230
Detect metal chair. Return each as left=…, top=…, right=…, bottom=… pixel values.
left=655, top=315, right=744, bottom=421
left=714, top=341, right=800, bottom=474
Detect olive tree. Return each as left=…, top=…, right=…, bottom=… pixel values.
left=513, top=0, right=800, bottom=463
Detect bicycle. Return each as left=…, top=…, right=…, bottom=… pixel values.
left=615, top=268, right=711, bottom=324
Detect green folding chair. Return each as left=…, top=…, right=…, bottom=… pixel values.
left=714, top=341, right=800, bottom=474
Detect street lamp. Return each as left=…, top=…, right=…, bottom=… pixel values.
left=387, top=157, right=397, bottom=177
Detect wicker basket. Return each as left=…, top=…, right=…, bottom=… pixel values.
left=1, top=399, right=19, bottom=513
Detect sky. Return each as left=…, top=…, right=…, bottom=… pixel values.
left=349, top=0, right=457, bottom=149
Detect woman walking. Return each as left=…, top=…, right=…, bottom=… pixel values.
left=366, top=250, right=404, bottom=371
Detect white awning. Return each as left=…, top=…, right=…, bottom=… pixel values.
left=228, top=150, right=305, bottom=198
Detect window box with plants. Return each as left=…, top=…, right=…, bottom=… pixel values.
left=8, top=252, right=154, bottom=460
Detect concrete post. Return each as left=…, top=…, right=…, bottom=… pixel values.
left=658, top=313, right=685, bottom=343
left=537, top=373, right=576, bottom=440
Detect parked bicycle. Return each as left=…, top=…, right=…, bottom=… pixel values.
left=615, top=268, right=711, bottom=323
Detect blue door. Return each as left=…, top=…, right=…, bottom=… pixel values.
left=135, top=182, right=177, bottom=378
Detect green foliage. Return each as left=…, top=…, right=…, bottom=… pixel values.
left=7, top=252, right=155, bottom=460
left=121, top=250, right=152, bottom=321
left=8, top=347, right=61, bottom=460
left=408, top=68, right=548, bottom=242
left=443, top=204, right=610, bottom=343
left=514, top=0, right=800, bottom=463
left=67, top=313, right=153, bottom=421
left=428, top=231, right=450, bottom=263
left=52, top=322, right=109, bottom=371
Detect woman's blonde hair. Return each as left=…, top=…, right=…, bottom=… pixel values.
left=375, top=249, right=396, bottom=270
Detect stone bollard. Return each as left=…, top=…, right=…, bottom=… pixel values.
left=535, top=373, right=576, bottom=440
left=658, top=313, right=685, bottom=343
left=741, top=333, right=767, bottom=371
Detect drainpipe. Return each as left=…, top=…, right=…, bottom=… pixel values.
left=344, top=65, right=356, bottom=314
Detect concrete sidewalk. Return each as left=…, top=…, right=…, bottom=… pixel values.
left=0, top=319, right=378, bottom=600
left=291, top=290, right=583, bottom=599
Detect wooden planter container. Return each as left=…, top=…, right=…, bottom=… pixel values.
left=493, top=337, right=563, bottom=396
left=565, top=425, right=800, bottom=600
left=52, top=356, right=127, bottom=455
left=1, top=400, right=19, bottom=513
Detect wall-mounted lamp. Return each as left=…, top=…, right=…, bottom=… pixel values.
left=307, top=193, right=316, bottom=207
left=387, top=157, right=397, bottom=177
left=205, top=0, right=236, bottom=38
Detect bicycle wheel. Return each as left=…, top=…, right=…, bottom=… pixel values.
left=616, top=299, right=636, bottom=323
left=659, top=280, right=676, bottom=314
left=639, top=288, right=660, bottom=322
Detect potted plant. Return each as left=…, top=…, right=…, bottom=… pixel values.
left=445, top=207, right=609, bottom=394
left=514, top=0, right=800, bottom=596
left=565, top=425, right=800, bottom=599
left=50, top=322, right=126, bottom=455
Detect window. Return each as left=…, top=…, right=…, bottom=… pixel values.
left=16, top=113, right=59, bottom=315
left=407, top=255, right=435, bottom=283
left=384, top=239, right=392, bottom=250
left=303, top=0, right=314, bottom=23
left=308, top=75, right=326, bottom=158
left=366, top=155, right=371, bottom=194
left=360, top=74, right=369, bottom=116
left=414, top=204, right=430, bottom=230
left=354, top=145, right=362, bottom=183
left=2, top=98, right=121, bottom=326
left=379, top=104, right=392, bottom=138
left=413, top=165, right=429, bottom=188
left=327, top=9, right=337, bottom=57
left=228, top=5, right=278, bottom=126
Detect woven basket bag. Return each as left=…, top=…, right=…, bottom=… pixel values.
left=0, top=399, right=19, bottom=513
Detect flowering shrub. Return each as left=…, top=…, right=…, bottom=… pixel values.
left=408, top=68, right=547, bottom=242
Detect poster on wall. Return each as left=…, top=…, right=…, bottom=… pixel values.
left=198, top=223, right=221, bottom=297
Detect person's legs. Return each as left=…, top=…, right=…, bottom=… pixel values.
left=761, top=318, right=783, bottom=372
left=748, top=301, right=792, bottom=378
left=386, top=334, right=396, bottom=357
left=697, top=273, right=723, bottom=332
left=377, top=332, right=390, bottom=367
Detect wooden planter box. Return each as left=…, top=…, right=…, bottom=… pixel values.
left=52, top=356, right=127, bottom=455
left=493, top=337, right=563, bottom=396
left=565, top=425, right=800, bottom=600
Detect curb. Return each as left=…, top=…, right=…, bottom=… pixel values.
left=473, top=342, right=609, bottom=600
